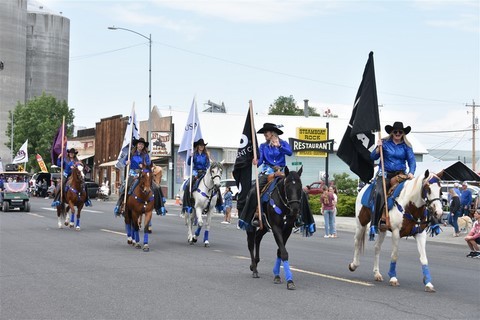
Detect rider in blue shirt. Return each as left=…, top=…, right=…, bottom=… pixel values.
left=183, top=139, right=211, bottom=213
left=114, top=137, right=151, bottom=216
left=370, top=121, right=416, bottom=230
left=459, top=182, right=473, bottom=216
left=239, top=123, right=293, bottom=228
left=52, top=148, right=92, bottom=207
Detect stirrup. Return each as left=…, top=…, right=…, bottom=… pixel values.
left=114, top=205, right=121, bottom=217
left=51, top=200, right=61, bottom=207
left=378, top=220, right=388, bottom=232
left=85, top=199, right=92, bottom=207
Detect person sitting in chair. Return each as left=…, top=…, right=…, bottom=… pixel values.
left=183, top=139, right=210, bottom=213
left=51, top=148, right=92, bottom=207
left=239, top=122, right=293, bottom=228
left=370, top=121, right=416, bottom=232
left=114, top=137, right=151, bottom=216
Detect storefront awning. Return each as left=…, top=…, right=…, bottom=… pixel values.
left=98, top=160, right=118, bottom=167
left=78, top=154, right=94, bottom=161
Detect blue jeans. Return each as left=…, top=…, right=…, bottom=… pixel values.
left=448, top=210, right=461, bottom=233
left=323, top=209, right=336, bottom=236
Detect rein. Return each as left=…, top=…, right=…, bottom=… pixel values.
left=270, top=177, right=301, bottom=215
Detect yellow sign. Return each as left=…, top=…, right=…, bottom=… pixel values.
left=296, top=127, right=328, bottom=157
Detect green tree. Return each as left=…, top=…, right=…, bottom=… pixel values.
left=268, top=95, right=320, bottom=116
left=333, top=172, right=358, bottom=196
left=5, top=93, right=74, bottom=172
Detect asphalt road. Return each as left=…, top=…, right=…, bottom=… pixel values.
left=1, top=197, right=479, bottom=320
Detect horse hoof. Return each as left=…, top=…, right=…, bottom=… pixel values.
left=75, top=226, right=80, bottom=231
left=252, top=272, right=259, bottom=279
left=287, top=280, right=296, bottom=290
left=425, top=284, right=436, bottom=293
left=127, top=240, right=132, bottom=245
left=348, top=263, right=357, bottom=272
left=64, top=221, right=69, bottom=226
left=204, top=240, right=210, bottom=247
left=389, top=278, right=400, bottom=287
left=57, top=222, right=62, bottom=229
left=135, top=243, right=141, bottom=249
left=143, top=245, right=150, bottom=252
left=273, top=275, right=282, bottom=284
left=374, top=274, right=384, bottom=282
left=192, top=237, right=197, bottom=243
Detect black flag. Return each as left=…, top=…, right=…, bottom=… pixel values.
left=337, top=52, right=380, bottom=183
left=232, top=108, right=257, bottom=213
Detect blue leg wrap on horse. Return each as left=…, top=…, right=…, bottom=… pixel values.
left=273, top=257, right=282, bottom=276
left=204, top=230, right=209, bottom=241
left=144, top=232, right=149, bottom=245
left=422, top=264, right=432, bottom=284
left=125, top=223, right=132, bottom=237
left=70, top=213, right=75, bottom=223
left=388, top=261, right=397, bottom=278
left=135, top=230, right=140, bottom=243
left=283, top=261, right=293, bottom=282
left=76, top=218, right=80, bottom=228
left=195, top=226, right=201, bottom=237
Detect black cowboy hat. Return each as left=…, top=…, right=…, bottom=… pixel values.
left=66, top=148, right=78, bottom=155
left=257, top=122, right=283, bottom=135
left=132, top=137, right=149, bottom=148
left=385, top=121, right=411, bottom=135
left=193, top=139, right=208, bottom=148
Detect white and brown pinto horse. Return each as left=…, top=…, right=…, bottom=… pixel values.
left=348, top=170, right=443, bottom=292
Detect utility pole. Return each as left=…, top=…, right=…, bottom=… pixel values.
left=466, top=100, right=478, bottom=171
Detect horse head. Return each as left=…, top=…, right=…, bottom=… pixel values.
left=72, top=162, right=85, bottom=182
left=283, top=166, right=303, bottom=218
left=422, top=170, right=443, bottom=225
left=209, top=161, right=223, bottom=189
left=139, top=170, right=152, bottom=195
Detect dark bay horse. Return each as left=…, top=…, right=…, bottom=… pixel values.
left=56, top=163, right=86, bottom=230
left=247, top=166, right=303, bottom=290
left=124, top=170, right=154, bottom=251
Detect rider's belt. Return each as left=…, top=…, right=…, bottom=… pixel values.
left=386, top=171, right=404, bottom=179
left=260, top=165, right=284, bottom=175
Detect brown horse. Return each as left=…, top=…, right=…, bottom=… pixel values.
left=124, top=170, right=155, bottom=251
left=56, top=163, right=87, bottom=230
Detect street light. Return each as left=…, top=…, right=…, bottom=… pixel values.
left=108, top=26, right=152, bottom=146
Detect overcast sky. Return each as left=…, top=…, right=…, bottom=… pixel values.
left=38, top=0, right=479, bottom=152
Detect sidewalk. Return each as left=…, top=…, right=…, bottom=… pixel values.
left=164, top=199, right=466, bottom=247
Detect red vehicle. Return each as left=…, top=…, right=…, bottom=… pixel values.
left=304, top=181, right=325, bottom=195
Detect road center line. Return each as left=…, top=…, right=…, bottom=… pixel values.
left=100, top=229, right=125, bottom=236
left=25, top=213, right=44, bottom=218
left=233, top=256, right=373, bottom=286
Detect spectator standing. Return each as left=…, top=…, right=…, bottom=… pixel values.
left=460, top=182, right=473, bottom=217
left=222, top=187, right=233, bottom=224
left=330, top=186, right=338, bottom=238
left=465, top=209, right=480, bottom=258
left=321, top=185, right=336, bottom=238
left=448, top=188, right=462, bottom=237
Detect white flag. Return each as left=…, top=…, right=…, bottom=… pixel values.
left=116, top=106, right=139, bottom=170
left=178, top=98, right=203, bottom=177
left=12, top=139, right=28, bottom=164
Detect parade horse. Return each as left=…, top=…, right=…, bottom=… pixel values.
left=56, top=162, right=87, bottom=230
left=247, top=166, right=303, bottom=290
left=124, top=170, right=155, bottom=251
left=179, top=161, right=223, bottom=247
left=348, top=170, right=444, bottom=292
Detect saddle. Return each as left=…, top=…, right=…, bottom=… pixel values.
left=388, top=173, right=409, bottom=196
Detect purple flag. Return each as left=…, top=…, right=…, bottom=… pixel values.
left=51, top=124, right=66, bottom=166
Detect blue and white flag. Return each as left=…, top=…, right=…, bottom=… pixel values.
left=116, top=106, right=139, bottom=170
left=12, top=139, right=28, bottom=164
left=178, top=98, right=203, bottom=177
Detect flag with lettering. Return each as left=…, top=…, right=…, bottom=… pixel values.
left=232, top=107, right=257, bottom=213
left=178, top=98, right=203, bottom=177
left=36, top=154, right=49, bottom=173
left=337, top=51, right=380, bottom=183
left=116, top=105, right=139, bottom=170
left=12, top=139, right=28, bottom=164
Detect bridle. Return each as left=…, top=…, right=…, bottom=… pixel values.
left=422, top=175, right=443, bottom=221
left=272, top=175, right=302, bottom=214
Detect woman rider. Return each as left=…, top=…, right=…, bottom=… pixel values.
left=114, top=137, right=151, bottom=216
left=183, top=139, right=210, bottom=213
left=239, top=123, right=292, bottom=228
left=371, top=121, right=416, bottom=231
left=51, top=148, right=92, bottom=207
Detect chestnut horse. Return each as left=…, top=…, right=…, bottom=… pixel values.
left=124, top=170, right=154, bottom=251
left=247, top=167, right=303, bottom=290
left=56, top=163, right=86, bottom=230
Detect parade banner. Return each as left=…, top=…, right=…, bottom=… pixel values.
left=36, top=154, right=49, bottom=173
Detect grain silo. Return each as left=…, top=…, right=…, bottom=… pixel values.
left=25, top=1, right=70, bottom=102
left=0, top=0, right=28, bottom=163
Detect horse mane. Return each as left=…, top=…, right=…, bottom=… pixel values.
left=397, top=170, right=439, bottom=208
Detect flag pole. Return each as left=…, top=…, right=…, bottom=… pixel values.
left=123, top=103, right=135, bottom=210
left=249, top=100, right=263, bottom=230
left=60, top=116, right=65, bottom=202
left=188, top=98, right=196, bottom=194
left=378, top=130, right=390, bottom=227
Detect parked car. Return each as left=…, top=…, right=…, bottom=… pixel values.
left=440, top=182, right=479, bottom=206
left=219, top=179, right=239, bottom=200
left=85, top=181, right=99, bottom=199
left=305, top=181, right=325, bottom=195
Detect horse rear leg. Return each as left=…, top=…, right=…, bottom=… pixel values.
left=247, top=230, right=259, bottom=278
left=124, top=209, right=133, bottom=245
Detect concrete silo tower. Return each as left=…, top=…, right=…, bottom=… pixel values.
left=0, top=0, right=28, bottom=163
left=26, top=1, right=70, bottom=102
